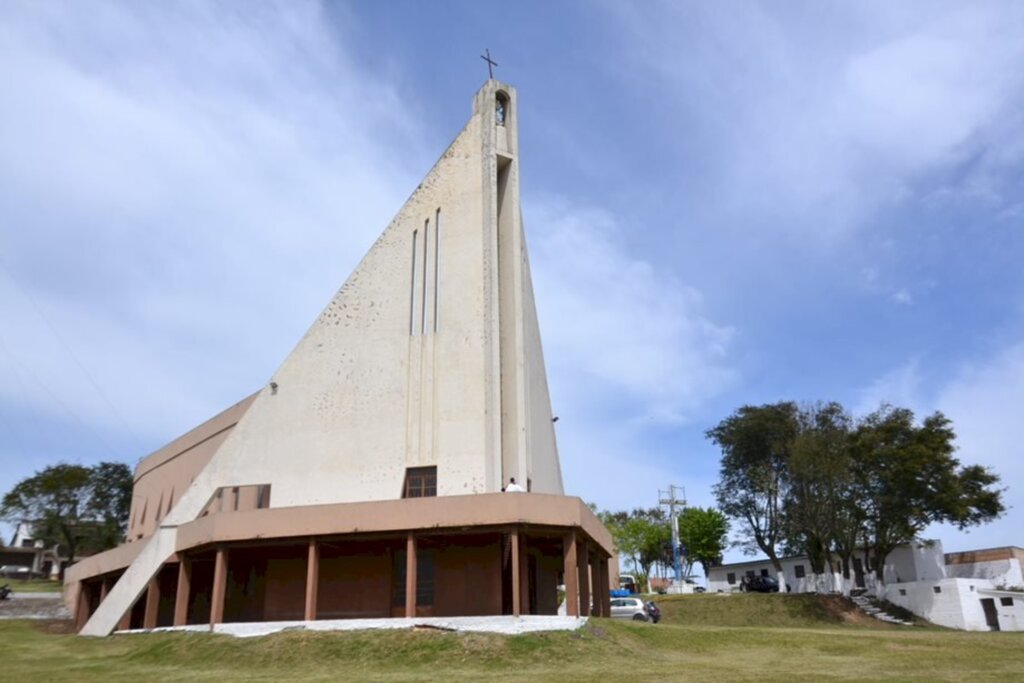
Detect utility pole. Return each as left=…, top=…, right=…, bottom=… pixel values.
left=659, top=485, right=687, bottom=589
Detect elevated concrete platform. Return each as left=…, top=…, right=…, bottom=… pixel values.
left=121, top=614, right=589, bottom=638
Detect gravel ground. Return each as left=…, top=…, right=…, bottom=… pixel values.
left=0, top=595, right=70, bottom=620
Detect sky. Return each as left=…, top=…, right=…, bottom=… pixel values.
left=2, top=1, right=1024, bottom=568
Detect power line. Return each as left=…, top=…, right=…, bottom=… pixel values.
left=0, top=257, right=146, bottom=453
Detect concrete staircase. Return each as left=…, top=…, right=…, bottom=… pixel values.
left=850, top=592, right=913, bottom=626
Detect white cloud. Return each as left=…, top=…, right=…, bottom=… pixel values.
left=933, top=342, right=1024, bottom=550
left=892, top=288, right=914, bottom=305
left=0, top=1, right=423, bottom=447
left=606, top=2, right=1024, bottom=243
left=855, top=358, right=925, bottom=418
left=528, top=199, right=736, bottom=424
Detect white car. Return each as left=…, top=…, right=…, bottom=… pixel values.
left=610, top=597, right=654, bottom=622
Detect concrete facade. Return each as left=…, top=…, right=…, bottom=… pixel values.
left=67, top=80, right=612, bottom=636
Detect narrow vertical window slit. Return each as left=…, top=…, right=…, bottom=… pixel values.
left=421, top=219, right=429, bottom=335
left=434, top=209, right=441, bottom=332
left=409, top=229, right=418, bottom=336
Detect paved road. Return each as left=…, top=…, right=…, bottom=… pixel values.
left=0, top=594, right=70, bottom=619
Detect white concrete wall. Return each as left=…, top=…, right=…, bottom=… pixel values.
left=946, top=558, right=1023, bottom=588
left=884, top=541, right=946, bottom=584
left=707, top=557, right=840, bottom=594
left=882, top=578, right=1024, bottom=631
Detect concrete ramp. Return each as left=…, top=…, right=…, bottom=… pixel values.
left=79, top=526, right=178, bottom=637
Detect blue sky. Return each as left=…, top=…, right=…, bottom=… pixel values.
left=2, top=1, right=1024, bottom=566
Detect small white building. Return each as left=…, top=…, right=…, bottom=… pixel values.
left=706, top=542, right=1024, bottom=632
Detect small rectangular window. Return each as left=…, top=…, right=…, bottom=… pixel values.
left=402, top=466, right=437, bottom=498
left=899, top=589, right=907, bottom=596
left=727, top=573, right=736, bottom=585
left=760, top=569, right=769, bottom=577
left=392, top=549, right=435, bottom=607
left=795, top=565, right=806, bottom=578
left=1001, top=597, right=1014, bottom=607
left=746, top=570, right=755, bottom=579
left=933, top=586, right=942, bottom=594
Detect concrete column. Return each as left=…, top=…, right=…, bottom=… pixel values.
left=117, top=601, right=132, bottom=631
left=210, top=547, right=229, bottom=629
left=563, top=530, right=579, bottom=617
left=74, top=583, right=90, bottom=631
left=304, top=539, right=320, bottom=621
left=599, top=556, right=611, bottom=617
left=577, top=541, right=590, bottom=617
left=518, top=533, right=530, bottom=616
left=511, top=528, right=521, bottom=617
left=143, top=576, right=161, bottom=629
left=404, top=533, right=417, bottom=618
left=174, top=556, right=191, bottom=626
left=591, top=556, right=606, bottom=617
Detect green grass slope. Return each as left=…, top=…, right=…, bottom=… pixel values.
left=3, top=594, right=1022, bottom=682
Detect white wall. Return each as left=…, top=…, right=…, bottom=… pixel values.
left=946, top=558, right=1023, bottom=588
left=882, top=578, right=1024, bottom=631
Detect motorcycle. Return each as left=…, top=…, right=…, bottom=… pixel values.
left=0, top=584, right=12, bottom=600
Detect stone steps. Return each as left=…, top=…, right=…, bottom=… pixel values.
left=850, top=595, right=913, bottom=626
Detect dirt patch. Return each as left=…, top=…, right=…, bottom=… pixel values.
left=817, top=595, right=891, bottom=627
left=31, top=619, right=76, bottom=634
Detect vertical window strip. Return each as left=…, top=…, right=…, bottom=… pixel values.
left=433, top=209, right=440, bottom=332
left=409, top=229, right=418, bottom=336
left=421, top=218, right=429, bottom=335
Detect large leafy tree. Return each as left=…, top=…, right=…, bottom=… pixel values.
left=1, top=461, right=133, bottom=577
left=784, top=402, right=853, bottom=577
left=677, top=506, right=729, bottom=577
left=851, top=405, right=1004, bottom=580
left=708, top=402, right=799, bottom=581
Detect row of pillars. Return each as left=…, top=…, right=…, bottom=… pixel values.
left=81, top=527, right=611, bottom=631
left=563, top=528, right=612, bottom=618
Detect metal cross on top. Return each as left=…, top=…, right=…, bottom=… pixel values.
left=480, top=48, right=498, bottom=79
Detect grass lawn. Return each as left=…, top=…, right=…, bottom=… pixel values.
left=2, top=578, right=62, bottom=593
left=3, top=594, right=1023, bottom=682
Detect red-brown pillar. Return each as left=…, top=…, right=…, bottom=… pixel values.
left=210, top=547, right=229, bottom=629
left=74, top=582, right=90, bottom=631
left=404, top=533, right=417, bottom=618
left=600, top=556, right=612, bottom=617
left=99, top=578, right=110, bottom=603
left=577, top=541, right=591, bottom=617
left=590, top=556, right=605, bottom=617
left=304, top=538, right=320, bottom=621
left=518, top=533, right=530, bottom=616
left=511, top=528, right=522, bottom=617
left=563, top=530, right=579, bottom=617
left=143, top=575, right=161, bottom=629
left=117, top=600, right=132, bottom=631
left=174, top=556, right=192, bottom=626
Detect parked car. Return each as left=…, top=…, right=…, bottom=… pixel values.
left=684, top=578, right=707, bottom=594
left=610, top=597, right=659, bottom=622
left=740, top=575, right=780, bottom=593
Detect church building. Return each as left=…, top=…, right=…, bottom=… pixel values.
left=66, top=80, right=614, bottom=636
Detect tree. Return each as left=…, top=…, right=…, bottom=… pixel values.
left=708, top=402, right=798, bottom=587
left=677, top=506, right=729, bottom=577
left=851, top=405, right=1004, bottom=582
left=598, top=507, right=671, bottom=593
left=1, top=461, right=133, bottom=577
left=784, top=402, right=853, bottom=581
